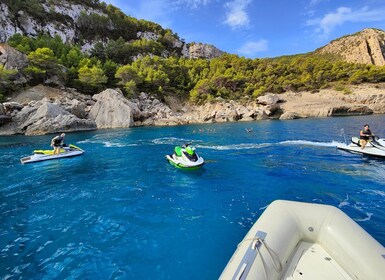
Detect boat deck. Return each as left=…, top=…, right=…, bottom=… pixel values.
left=283, top=242, right=353, bottom=280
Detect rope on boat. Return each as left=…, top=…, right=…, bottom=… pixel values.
left=237, top=236, right=282, bottom=280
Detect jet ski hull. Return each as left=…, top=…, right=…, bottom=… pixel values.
left=166, top=154, right=204, bottom=169
left=21, top=145, right=84, bottom=164
left=337, top=143, right=385, bottom=158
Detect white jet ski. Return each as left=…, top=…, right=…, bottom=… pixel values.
left=337, top=136, right=385, bottom=158
left=21, top=144, right=84, bottom=164
left=166, top=144, right=204, bottom=169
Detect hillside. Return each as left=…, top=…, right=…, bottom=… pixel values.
left=1, top=0, right=385, bottom=110
left=316, top=28, right=385, bottom=66
left=0, top=0, right=224, bottom=59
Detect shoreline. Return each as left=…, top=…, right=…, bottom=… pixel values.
left=1, top=83, right=385, bottom=136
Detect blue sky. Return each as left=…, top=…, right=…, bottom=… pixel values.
left=102, top=0, right=385, bottom=58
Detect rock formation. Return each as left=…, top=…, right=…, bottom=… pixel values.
left=19, top=101, right=96, bottom=135
left=89, top=89, right=135, bottom=129
left=1, top=83, right=385, bottom=135
left=0, top=1, right=224, bottom=60
left=0, top=44, right=28, bottom=70
left=188, top=43, right=225, bottom=59
left=317, top=28, right=385, bottom=66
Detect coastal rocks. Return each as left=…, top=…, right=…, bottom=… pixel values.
left=2, top=82, right=385, bottom=135
left=130, top=92, right=185, bottom=126
left=0, top=115, right=11, bottom=125
left=3, top=101, right=23, bottom=114
left=183, top=100, right=276, bottom=124
left=256, top=93, right=283, bottom=106
left=19, top=101, right=96, bottom=135
left=329, top=105, right=373, bottom=116
left=342, top=92, right=385, bottom=113
left=66, top=99, right=87, bottom=119
left=0, top=104, right=12, bottom=125
left=279, top=112, right=302, bottom=120
left=89, top=89, right=134, bottom=128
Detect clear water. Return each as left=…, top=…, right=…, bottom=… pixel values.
left=1, top=115, right=385, bottom=279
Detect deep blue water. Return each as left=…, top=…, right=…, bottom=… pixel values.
left=1, top=115, right=385, bottom=279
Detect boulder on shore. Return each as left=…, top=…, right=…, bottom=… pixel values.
left=19, top=101, right=96, bottom=135
left=89, top=89, right=134, bottom=129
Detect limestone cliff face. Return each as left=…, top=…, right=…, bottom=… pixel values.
left=0, top=2, right=102, bottom=44
left=317, top=28, right=385, bottom=66
left=0, top=1, right=224, bottom=60
left=188, top=43, right=225, bottom=59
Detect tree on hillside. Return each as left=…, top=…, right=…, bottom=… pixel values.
left=0, top=65, right=18, bottom=101
left=24, top=47, right=59, bottom=83
left=78, top=64, right=107, bottom=93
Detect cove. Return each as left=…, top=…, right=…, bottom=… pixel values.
left=1, top=115, right=385, bottom=279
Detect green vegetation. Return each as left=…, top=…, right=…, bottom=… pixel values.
left=0, top=65, right=18, bottom=102
left=5, top=33, right=385, bottom=104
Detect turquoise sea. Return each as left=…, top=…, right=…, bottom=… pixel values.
left=1, top=115, right=385, bottom=279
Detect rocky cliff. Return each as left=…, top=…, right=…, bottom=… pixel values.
left=317, top=28, right=385, bottom=66
left=188, top=43, right=225, bottom=59
left=0, top=1, right=224, bottom=60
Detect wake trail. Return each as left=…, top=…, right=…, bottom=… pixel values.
left=197, top=140, right=341, bottom=151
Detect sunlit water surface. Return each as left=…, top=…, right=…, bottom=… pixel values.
left=1, top=115, right=385, bottom=279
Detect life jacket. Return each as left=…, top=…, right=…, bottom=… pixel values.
left=360, top=129, right=372, bottom=140
left=53, top=136, right=63, bottom=145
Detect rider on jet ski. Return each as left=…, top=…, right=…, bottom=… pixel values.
left=174, top=144, right=198, bottom=162
left=359, top=124, right=374, bottom=149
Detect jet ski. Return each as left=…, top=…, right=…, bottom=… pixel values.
left=21, top=144, right=84, bottom=164
left=337, top=136, right=385, bottom=158
left=166, top=144, right=204, bottom=169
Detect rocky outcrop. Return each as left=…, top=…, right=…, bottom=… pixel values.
left=279, top=112, right=301, bottom=120
left=0, top=102, right=11, bottom=125
left=0, top=44, right=28, bottom=70
left=317, top=28, right=385, bottom=66
left=89, top=89, right=134, bottom=129
left=17, top=101, right=96, bottom=135
left=188, top=43, right=225, bottom=59
left=130, top=92, right=184, bottom=126
left=0, top=85, right=97, bottom=135
left=256, top=93, right=284, bottom=106
left=0, top=2, right=105, bottom=44
left=278, top=85, right=385, bottom=119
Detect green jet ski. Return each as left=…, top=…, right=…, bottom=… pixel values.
left=166, top=144, right=204, bottom=169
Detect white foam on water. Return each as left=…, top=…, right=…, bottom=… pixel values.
left=354, top=212, right=373, bottom=222
left=77, top=139, right=136, bottom=147
left=103, top=141, right=137, bottom=148
left=198, top=140, right=342, bottom=151
left=77, top=139, right=94, bottom=144
left=338, top=194, right=350, bottom=208
left=198, top=143, right=271, bottom=150
left=279, top=140, right=342, bottom=147
left=152, top=137, right=198, bottom=145
left=362, top=189, right=385, bottom=197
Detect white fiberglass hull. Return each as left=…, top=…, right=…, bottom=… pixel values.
left=166, top=154, right=204, bottom=169
left=220, top=200, right=385, bottom=280
left=337, top=143, right=385, bottom=157
left=21, top=149, right=84, bottom=164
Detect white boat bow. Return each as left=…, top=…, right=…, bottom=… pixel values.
left=220, top=200, right=385, bottom=280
